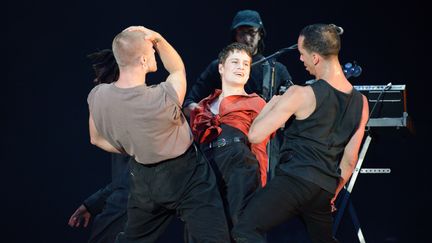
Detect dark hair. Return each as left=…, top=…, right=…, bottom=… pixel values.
left=87, top=49, right=119, bottom=84
left=299, top=24, right=342, bottom=57
left=218, top=42, right=253, bottom=65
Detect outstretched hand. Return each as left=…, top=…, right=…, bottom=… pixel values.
left=68, top=204, right=91, bottom=228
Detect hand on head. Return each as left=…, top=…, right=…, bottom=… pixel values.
left=123, top=26, right=161, bottom=45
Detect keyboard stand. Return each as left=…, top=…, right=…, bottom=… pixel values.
left=332, top=135, right=371, bottom=242
left=332, top=133, right=393, bottom=242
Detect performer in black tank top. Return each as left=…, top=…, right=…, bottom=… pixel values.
left=232, top=24, right=369, bottom=243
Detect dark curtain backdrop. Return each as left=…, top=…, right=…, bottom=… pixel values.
left=5, top=0, right=429, bottom=242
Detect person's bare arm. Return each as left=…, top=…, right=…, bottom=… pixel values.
left=124, top=26, right=186, bottom=104
left=153, top=35, right=186, bottom=104
left=331, top=95, right=369, bottom=208
left=254, top=95, right=282, bottom=120
left=89, top=114, right=121, bottom=153
left=248, top=85, right=311, bottom=143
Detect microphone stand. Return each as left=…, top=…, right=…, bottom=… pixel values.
left=252, top=43, right=298, bottom=67
left=252, top=43, right=297, bottom=180
left=252, top=43, right=298, bottom=101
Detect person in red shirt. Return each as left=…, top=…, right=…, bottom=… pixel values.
left=189, top=42, right=271, bottom=236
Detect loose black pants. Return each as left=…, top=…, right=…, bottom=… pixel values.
left=232, top=167, right=338, bottom=243
left=202, top=126, right=261, bottom=229
left=115, top=145, right=230, bottom=243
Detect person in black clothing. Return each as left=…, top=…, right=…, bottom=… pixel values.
left=232, top=24, right=369, bottom=243
left=183, top=9, right=292, bottom=180
left=68, top=154, right=130, bottom=243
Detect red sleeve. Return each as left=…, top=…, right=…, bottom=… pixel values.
left=249, top=96, right=270, bottom=187
left=251, top=138, right=269, bottom=187
left=189, top=91, right=222, bottom=143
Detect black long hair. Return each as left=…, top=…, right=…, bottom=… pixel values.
left=87, top=49, right=119, bottom=84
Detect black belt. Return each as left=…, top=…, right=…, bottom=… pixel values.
left=207, top=137, right=246, bottom=149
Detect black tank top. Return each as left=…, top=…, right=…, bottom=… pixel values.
left=279, top=79, right=363, bottom=193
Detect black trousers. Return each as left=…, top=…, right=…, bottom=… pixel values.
left=232, top=167, right=338, bottom=243
left=202, top=136, right=261, bottom=230
left=185, top=125, right=261, bottom=243
left=90, top=213, right=127, bottom=243
left=267, top=129, right=283, bottom=179
left=115, top=144, right=230, bottom=243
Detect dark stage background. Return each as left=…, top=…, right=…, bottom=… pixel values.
left=5, top=0, right=430, bottom=242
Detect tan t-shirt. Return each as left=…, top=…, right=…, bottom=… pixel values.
left=87, top=81, right=192, bottom=164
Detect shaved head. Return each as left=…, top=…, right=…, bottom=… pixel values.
left=112, top=31, right=149, bottom=67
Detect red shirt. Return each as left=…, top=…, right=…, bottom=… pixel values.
left=190, top=89, right=270, bottom=186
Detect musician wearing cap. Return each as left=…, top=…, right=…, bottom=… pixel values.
left=189, top=42, right=271, bottom=237
left=232, top=23, right=369, bottom=243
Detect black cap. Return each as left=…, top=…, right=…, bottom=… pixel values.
left=230, top=10, right=266, bottom=36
